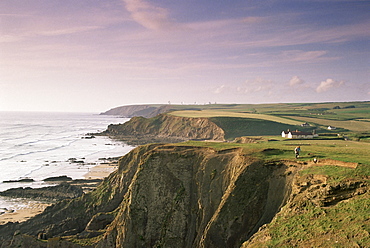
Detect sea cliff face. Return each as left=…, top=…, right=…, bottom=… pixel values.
left=0, top=144, right=293, bottom=247
left=101, top=114, right=225, bottom=144
left=95, top=145, right=292, bottom=248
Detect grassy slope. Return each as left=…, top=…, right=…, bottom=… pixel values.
left=264, top=192, right=370, bottom=247
left=209, top=117, right=301, bottom=140
left=169, top=110, right=302, bottom=125
left=285, top=116, right=370, bottom=131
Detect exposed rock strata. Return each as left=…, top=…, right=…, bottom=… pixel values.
left=0, top=144, right=293, bottom=247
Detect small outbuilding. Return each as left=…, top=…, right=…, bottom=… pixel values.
left=327, top=126, right=337, bottom=130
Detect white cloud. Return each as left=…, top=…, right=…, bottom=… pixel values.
left=212, top=78, right=275, bottom=96
left=316, top=78, right=345, bottom=93
left=37, top=26, right=101, bottom=37
left=242, top=77, right=273, bottom=93
left=213, top=85, right=226, bottom=94
left=123, top=0, right=177, bottom=30
left=281, top=50, right=328, bottom=63
left=0, top=34, right=21, bottom=43
left=289, top=76, right=305, bottom=86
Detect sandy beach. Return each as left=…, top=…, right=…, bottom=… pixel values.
left=0, top=201, right=51, bottom=225
left=84, top=163, right=118, bottom=179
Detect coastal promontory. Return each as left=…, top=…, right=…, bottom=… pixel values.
left=0, top=141, right=368, bottom=247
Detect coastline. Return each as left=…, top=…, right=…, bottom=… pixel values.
left=0, top=162, right=119, bottom=225
left=0, top=112, right=131, bottom=226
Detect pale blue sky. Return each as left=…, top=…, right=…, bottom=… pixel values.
left=1, top=0, right=369, bottom=112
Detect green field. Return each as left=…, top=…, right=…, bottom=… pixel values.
left=169, top=101, right=370, bottom=136
left=283, top=116, right=370, bottom=132
left=169, top=110, right=302, bottom=125
left=208, top=117, right=301, bottom=140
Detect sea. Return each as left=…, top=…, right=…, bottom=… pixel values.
left=0, top=111, right=134, bottom=211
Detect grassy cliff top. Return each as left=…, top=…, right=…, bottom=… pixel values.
left=181, top=137, right=370, bottom=166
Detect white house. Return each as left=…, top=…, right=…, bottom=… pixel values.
left=328, top=126, right=336, bottom=130
left=281, top=130, right=317, bottom=139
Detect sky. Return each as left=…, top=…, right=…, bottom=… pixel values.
left=0, top=0, right=369, bottom=112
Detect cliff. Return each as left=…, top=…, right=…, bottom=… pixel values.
left=100, top=114, right=225, bottom=144
left=0, top=144, right=368, bottom=247
left=0, top=144, right=294, bottom=247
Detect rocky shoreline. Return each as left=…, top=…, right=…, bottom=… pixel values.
left=0, top=178, right=104, bottom=202
left=0, top=157, right=120, bottom=226
left=0, top=177, right=105, bottom=225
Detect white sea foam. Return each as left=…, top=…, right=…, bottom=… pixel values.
left=0, top=111, right=134, bottom=209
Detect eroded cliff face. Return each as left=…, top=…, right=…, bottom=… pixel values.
left=102, top=114, right=225, bottom=144
left=242, top=167, right=369, bottom=248
left=96, top=145, right=283, bottom=248
left=0, top=144, right=294, bottom=248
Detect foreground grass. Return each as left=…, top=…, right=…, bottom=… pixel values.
left=265, top=193, right=370, bottom=248
left=300, top=164, right=370, bottom=184
left=263, top=161, right=370, bottom=247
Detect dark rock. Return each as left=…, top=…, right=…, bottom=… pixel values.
left=3, top=178, right=34, bottom=183
left=86, top=213, right=115, bottom=231
left=0, top=182, right=83, bottom=201
left=43, top=176, right=72, bottom=181
left=82, top=135, right=95, bottom=139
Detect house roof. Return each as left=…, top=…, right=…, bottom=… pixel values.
left=290, top=131, right=313, bottom=135
left=282, top=130, right=313, bottom=135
